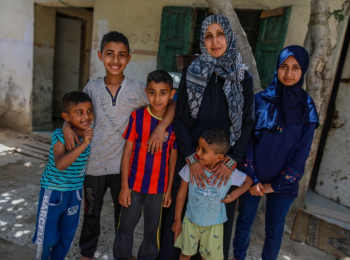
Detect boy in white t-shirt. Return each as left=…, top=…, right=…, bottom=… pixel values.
left=172, top=128, right=252, bottom=260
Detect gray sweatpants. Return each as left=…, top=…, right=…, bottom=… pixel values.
left=113, top=191, right=164, bottom=260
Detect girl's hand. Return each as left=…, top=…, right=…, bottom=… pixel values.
left=189, top=162, right=211, bottom=189
left=162, top=191, right=172, bottom=208
left=210, top=162, right=232, bottom=188
left=147, top=125, right=165, bottom=154
left=263, top=183, right=274, bottom=193
left=172, top=221, right=182, bottom=242
left=249, top=183, right=266, bottom=196
left=118, top=187, right=131, bottom=208
left=62, top=123, right=80, bottom=151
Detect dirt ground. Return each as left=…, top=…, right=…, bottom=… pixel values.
left=0, top=128, right=340, bottom=260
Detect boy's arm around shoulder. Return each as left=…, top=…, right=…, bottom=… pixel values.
left=147, top=100, right=176, bottom=154
left=54, top=128, right=93, bottom=171
left=220, top=170, right=253, bottom=204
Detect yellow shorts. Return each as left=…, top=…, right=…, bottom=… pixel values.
left=174, top=215, right=224, bottom=260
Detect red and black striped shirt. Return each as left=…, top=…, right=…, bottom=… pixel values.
left=123, top=107, right=177, bottom=194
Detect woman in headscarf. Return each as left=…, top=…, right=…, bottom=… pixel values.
left=157, top=15, right=254, bottom=260
left=232, top=45, right=319, bottom=260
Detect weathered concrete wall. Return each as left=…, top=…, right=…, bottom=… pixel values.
left=0, top=0, right=34, bottom=133
left=89, top=0, right=342, bottom=83
left=0, top=0, right=344, bottom=137
left=35, top=0, right=93, bottom=7
left=32, top=5, right=93, bottom=130
left=0, top=0, right=93, bottom=133
left=315, top=39, right=350, bottom=208
left=90, top=0, right=328, bottom=81
left=32, top=4, right=56, bottom=130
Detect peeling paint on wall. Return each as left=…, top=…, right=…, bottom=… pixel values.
left=90, top=19, right=109, bottom=79
left=316, top=82, right=350, bottom=207
left=124, top=58, right=157, bottom=83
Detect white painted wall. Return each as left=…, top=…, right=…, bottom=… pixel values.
left=0, top=0, right=34, bottom=133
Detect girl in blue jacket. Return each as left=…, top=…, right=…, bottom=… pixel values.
left=233, top=45, right=319, bottom=260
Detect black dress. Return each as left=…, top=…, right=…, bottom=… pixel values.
left=157, top=68, right=254, bottom=260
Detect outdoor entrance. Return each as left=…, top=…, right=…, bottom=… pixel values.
left=31, top=5, right=93, bottom=131
left=52, top=16, right=82, bottom=120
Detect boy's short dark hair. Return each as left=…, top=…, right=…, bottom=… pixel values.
left=62, top=91, right=92, bottom=113
left=100, top=31, right=130, bottom=54
left=147, top=70, right=173, bottom=89
left=201, top=128, right=230, bottom=155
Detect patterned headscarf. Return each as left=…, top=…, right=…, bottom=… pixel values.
left=186, top=15, right=248, bottom=145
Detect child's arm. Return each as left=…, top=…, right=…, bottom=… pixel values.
left=62, top=121, right=81, bottom=151
left=163, top=148, right=178, bottom=208
left=221, top=175, right=253, bottom=204
left=172, top=179, right=189, bottom=242
left=147, top=100, right=176, bottom=154
left=54, top=128, right=93, bottom=171
left=119, top=139, right=133, bottom=208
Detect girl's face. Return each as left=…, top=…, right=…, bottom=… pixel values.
left=277, top=56, right=302, bottom=86
left=204, top=23, right=227, bottom=58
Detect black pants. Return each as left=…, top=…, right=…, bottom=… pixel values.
left=79, top=174, right=122, bottom=258
left=157, top=156, right=237, bottom=260
left=114, top=191, right=164, bottom=260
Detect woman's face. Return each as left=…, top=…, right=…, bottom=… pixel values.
left=204, top=23, right=227, bottom=58
left=277, top=56, right=302, bottom=86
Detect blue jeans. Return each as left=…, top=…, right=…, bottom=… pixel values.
left=233, top=191, right=294, bottom=260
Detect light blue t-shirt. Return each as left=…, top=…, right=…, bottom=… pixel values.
left=179, top=165, right=246, bottom=227
left=40, top=129, right=90, bottom=191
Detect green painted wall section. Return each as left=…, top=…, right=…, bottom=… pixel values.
left=157, top=6, right=194, bottom=72
left=255, top=6, right=292, bottom=88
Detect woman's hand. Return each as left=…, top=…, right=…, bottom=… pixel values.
left=210, top=162, right=232, bottom=188
left=119, top=187, right=131, bottom=208
left=62, top=122, right=80, bottom=151
left=263, top=183, right=275, bottom=193
left=147, top=125, right=165, bottom=154
left=189, top=162, right=210, bottom=189
left=172, top=220, right=182, bottom=242
left=249, top=183, right=266, bottom=196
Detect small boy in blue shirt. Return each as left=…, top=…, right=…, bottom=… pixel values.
left=172, top=128, right=252, bottom=260
left=32, top=91, right=93, bottom=260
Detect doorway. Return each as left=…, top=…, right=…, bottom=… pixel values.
left=32, top=5, right=93, bottom=132
left=52, top=14, right=83, bottom=128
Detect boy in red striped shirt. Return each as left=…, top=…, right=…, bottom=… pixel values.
left=113, top=70, right=178, bottom=259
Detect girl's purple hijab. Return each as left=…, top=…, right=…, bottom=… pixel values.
left=255, top=45, right=319, bottom=136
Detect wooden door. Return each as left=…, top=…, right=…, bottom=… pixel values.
left=157, top=6, right=194, bottom=72
left=255, top=6, right=292, bottom=88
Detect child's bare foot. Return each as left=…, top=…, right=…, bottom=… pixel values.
left=80, top=256, right=93, bottom=260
